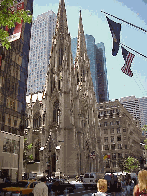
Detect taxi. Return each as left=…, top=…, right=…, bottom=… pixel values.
left=2, top=180, right=39, bottom=195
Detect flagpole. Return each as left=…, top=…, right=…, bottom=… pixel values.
left=120, top=43, right=147, bottom=59
left=101, top=10, right=147, bottom=33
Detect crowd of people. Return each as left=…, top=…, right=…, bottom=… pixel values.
left=92, top=170, right=147, bottom=196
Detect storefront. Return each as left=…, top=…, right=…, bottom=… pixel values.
left=0, top=131, right=24, bottom=182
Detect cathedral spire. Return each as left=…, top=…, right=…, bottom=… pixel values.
left=75, top=10, right=87, bottom=63
left=55, top=0, right=68, bottom=37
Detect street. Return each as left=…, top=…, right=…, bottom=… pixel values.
left=49, top=180, right=133, bottom=196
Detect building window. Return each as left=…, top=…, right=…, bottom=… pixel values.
left=125, top=145, right=127, bottom=149
left=112, top=153, right=116, bottom=159
left=116, top=121, right=120, bottom=125
left=111, top=144, right=115, bottom=150
left=117, top=128, right=121, bottom=134
left=104, top=137, right=108, bottom=143
left=123, top=128, right=126, bottom=132
left=118, top=153, right=122, bottom=159
left=104, top=122, right=107, bottom=127
left=111, top=136, right=114, bottom=142
left=117, top=135, right=121, bottom=141
left=14, top=120, right=17, bottom=127
left=112, top=161, right=116, bottom=167
left=118, top=144, right=122, bottom=149
left=110, top=128, right=114, bottom=134
left=104, top=129, right=108, bottom=134
left=3, top=139, right=11, bottom=153
left=104, top=145, right=109, bottom=150
left=8, top=117, right=11, bottom=125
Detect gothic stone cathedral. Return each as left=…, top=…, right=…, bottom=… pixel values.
left=25, top=0, right=103, bottom=177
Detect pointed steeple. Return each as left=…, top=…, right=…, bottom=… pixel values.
left=75, top=10, right=88, bottom=64
left=55, top=0, right=69, bottom=38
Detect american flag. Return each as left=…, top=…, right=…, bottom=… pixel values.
left=121, top=46, right=135, bottom=77
left=90, top=151, right=95, bottom=159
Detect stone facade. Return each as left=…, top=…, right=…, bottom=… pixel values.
left=97, top=99, right=143, bottom=173
left=25, top=0, right=103, bottom=178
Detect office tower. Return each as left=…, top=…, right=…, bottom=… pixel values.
left=120, top=96, right=141, bottom=127
left=71, top=35, right=109, bottom=103
left=0, top=0, right=33, bottom=135
left=0, top=0, right=33, bottom=181
left=139, top=97, right=147, bottom=128
left=96, top=42, right=109, bottom=103
left=27, top=10, right=56, bottom=95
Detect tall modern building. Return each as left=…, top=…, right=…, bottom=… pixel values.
left=0, top=0, right=33, bottom=182
left=139, top=97, right=147, bottom=128
left=71, top=35, right=109, bottom=103
left=27, top=10, right=56, bottom=95
left=96, top=42, right=109, bottom=103
left=120, top=96, right=141, bottom=127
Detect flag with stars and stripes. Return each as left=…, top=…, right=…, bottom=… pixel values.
left=106, top=16, right=121, bottom=56
left=90, top=151, right=95, bottom=159
left=121, top=46, right=135, bottom=77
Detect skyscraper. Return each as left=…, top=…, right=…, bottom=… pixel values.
left=71, top=35, right=109, bottom=103
left=96, top=42, right=109, bottom=103
left=0, top=0, right=33, bottom=181
left=0, top=0, right=33, bottom=135
left=27, top=10, right=56, bottom=95
left=139, top=97, right=147, bottom=128
left=120, top=96, right=141, bottom=127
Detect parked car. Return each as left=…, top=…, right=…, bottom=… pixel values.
left=82, top=173, right=98, bottom=190
left=2, top=180, right=39, bottom=196
left=50, top=179, right=75, bottom=195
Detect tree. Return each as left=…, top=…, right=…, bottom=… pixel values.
left=142, top=125, right=147, bottom=150
left=23, top=138, right=33, bottom=169
left=124, top=156, right=139, bottom=173
left=0, top=0, right=32, bottom=50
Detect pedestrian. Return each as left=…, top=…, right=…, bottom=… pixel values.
left=126, top=180, right=131, bottom=196
left=133, top=170, right=147, bottom=196
left=92, top=179, right=107, bottom=196
left=32, top=176, right=48, bottom=196
left=52, top=177, right=60, bottom=196
left=110, top=174, right=117, bottom=196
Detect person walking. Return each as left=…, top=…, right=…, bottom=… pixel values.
left=110, top=174, right=117, bottom=196
left=92, top=179, right=107, bottom=196
left=133, top=170, right=147, bottom=196
left=32, top=176, right=48, bottom=196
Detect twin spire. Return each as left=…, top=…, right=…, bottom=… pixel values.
left=55, top=0, right=88, bottom=63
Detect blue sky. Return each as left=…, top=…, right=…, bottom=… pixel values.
left=33, top=0, right=147, bottom=101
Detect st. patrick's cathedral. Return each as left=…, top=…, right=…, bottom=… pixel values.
left=25, top=0, right=103, bottom=178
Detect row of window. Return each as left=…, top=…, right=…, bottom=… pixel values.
left=104, top=135, right=121, bottom=142
left=102, top=121, right=120, bottom=127
left=3, top=138, right=20, bottom=154
left=27, top=86, right=44, bottom=92
left=103, top=128, right=126, bottom=134
left=99, top=109, right=119, bottom=115
left=104, top=144, right=127, bottom=150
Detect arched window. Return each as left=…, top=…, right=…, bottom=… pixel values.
left=53, top=100, right=59, bottom=123
left=35, top=140, right=40, bottom=162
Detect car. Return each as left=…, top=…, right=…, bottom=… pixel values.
left=82, top=173, right=98, bottom=190
left=2, top=180, right=40, bottom=196
left=50, top=179, right=76, bottom=195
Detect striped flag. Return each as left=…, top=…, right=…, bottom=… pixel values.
left=90, top=151, right=95, bottom=159
left=121, top=46, right=135, bottom=77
